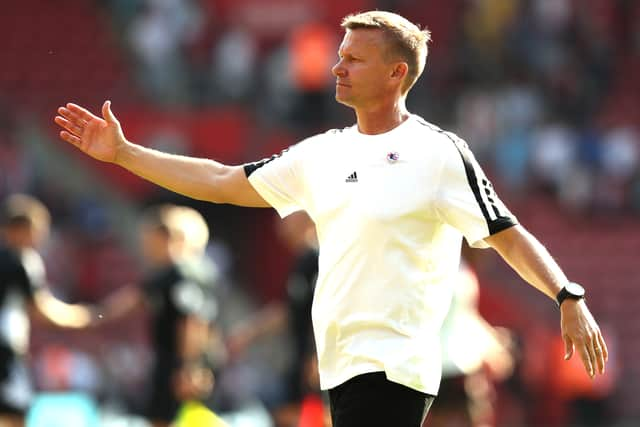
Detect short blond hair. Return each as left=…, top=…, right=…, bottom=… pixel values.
left=141, top=204, right=209, bottom=257
left=341, top=11, right=431, bottom=94
left=0, top=193, right=51, bottom=234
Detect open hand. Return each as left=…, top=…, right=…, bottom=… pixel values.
left=54, top=100, right=125, bottom=163
left=561, top=299, right=608, bottom=378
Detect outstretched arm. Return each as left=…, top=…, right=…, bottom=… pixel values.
left=54, top=101, right=269, bottom=207
left=226, top=301, right=288, bottom=359
left=30, top=288, right=93, bottom=328
left=485, top=225, right=608, bottom=378
left=93, top=284, right=143, bottom=322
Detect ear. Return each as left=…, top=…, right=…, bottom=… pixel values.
left=390, top=62, right=408, bottom=81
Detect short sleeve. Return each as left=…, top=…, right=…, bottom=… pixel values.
left=171, top=279, right=218, bottom=321
left=436, top=134, right=517, bottom=248
left=244, top=139, right=311, bottom=218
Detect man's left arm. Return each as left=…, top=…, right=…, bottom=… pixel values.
left=485, top=224, right=608, bottom=378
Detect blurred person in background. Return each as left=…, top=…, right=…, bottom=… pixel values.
left=227, top=210, right=327, bottom=427
left=127, top=0, right=204, bottom=105
left=93, top=204, right=222, bottom=427
left=55, top=10, right=608, bottom=427
left=426, top=260, right=514, bottom=427
left=286, top=20, right=338, bottom=134
left=0, top=193, right=93, bottom=426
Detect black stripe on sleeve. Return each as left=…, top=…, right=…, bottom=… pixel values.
left=450, top=140, right=516, bottom=235
left=487, top=216, right=518, bottom=235
left=243, top=148, right=290, bottom=178
left=451, top=143, right=492, bottom=222
left=243, top=156, right=274, bottom=177
left=416, top=119, right=516, bottom=235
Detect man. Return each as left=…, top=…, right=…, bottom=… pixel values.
left=94, top=204, right=220, bottom=426
left=54, top=11, right=608, bottom=427
left=227, top=211, right=323, bottom=427
left=0, top=194, right=92, bottom=426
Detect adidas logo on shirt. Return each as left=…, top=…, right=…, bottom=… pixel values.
left=345, top=172, right=358, bottom=183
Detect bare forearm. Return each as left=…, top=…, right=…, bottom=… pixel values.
left=116, top=141, right=229, bottom=202
left=56, top=102, right=269, bottom=206
left=246, top=302, right=288, bottom=341
left=487, top=225, right=567, bottom=300
left=33, top=290, right=92, bottom=328
left=488, top=225, right=608, bottom=377
left=178, top=317, right=211, bottom=361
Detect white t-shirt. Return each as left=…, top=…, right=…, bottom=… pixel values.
left=244, top=114, right=517, bottom=395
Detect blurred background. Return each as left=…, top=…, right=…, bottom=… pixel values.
left=0, top=0, right=639, bottom=426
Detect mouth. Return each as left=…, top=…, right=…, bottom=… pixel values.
left=336, top=82, right=351, bottom=88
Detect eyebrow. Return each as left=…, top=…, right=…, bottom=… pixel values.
left=338, top=46, right=362, bottom=59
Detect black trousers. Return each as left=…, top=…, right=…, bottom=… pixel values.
left=328, top=372, right=435, bottom=427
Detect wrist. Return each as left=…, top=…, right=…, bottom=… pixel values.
left=556, top=282, right=586, bottom=308
left=113, top=139, right=133, bottom=166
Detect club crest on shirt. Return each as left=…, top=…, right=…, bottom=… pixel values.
left=386, top=151, right=400, bottom=163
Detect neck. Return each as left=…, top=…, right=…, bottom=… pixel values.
left=355, top=98, right=410, bottom=135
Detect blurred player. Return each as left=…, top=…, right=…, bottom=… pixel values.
left=426, top=261, right=514, bottom=427
left=227, top=211, right=326, bottom=427
left=0, top=194, right=92, bottom=426
left=94, top=204, right=221, bottom=427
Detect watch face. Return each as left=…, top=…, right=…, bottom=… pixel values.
left=566, top=282, right=585, bottom=297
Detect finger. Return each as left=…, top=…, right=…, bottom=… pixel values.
left=102, top=100, right=119, bottom=124
left=54, top=116, right=83, bottom=137
left=563, top=335, right=574, bottom=360
left=598, top=332, right=609, bottom=372
left=592, top=339, right=605, bottom=375
left=66, top=103, right=99, bottom=123
left=577, top=342, right=595, bottom=378
left=60, top=131, right=81, bottom=147
left=598, top=332, right=609, bottom=362
left=584, top=335, right=599, bottom=376
left=57, top=107, right=87, bottom=126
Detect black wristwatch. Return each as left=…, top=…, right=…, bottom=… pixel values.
left=556, top=282, right=585, bottom=307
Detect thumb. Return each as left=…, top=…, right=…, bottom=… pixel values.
left=102, top=100, right=119, bottom=125
left=563, top=335, right=574, bottom=360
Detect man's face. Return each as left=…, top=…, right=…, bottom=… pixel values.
left=2, top=222, right=48, bottom=251
left=139, top=226, right=171, bottom=265
left=331, top=29, right=396, bottom=109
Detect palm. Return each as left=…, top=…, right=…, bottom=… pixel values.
left=55, top=101, right=124, bottom=163
left=81, top=118, right=119, bottom=162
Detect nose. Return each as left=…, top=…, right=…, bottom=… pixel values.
left=332, top=60, right=345, bottom=78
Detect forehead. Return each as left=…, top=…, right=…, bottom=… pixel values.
left=339, top=28, right=388, bottom=55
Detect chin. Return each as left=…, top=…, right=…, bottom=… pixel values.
left=335, top=94, right=354, bottom=108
